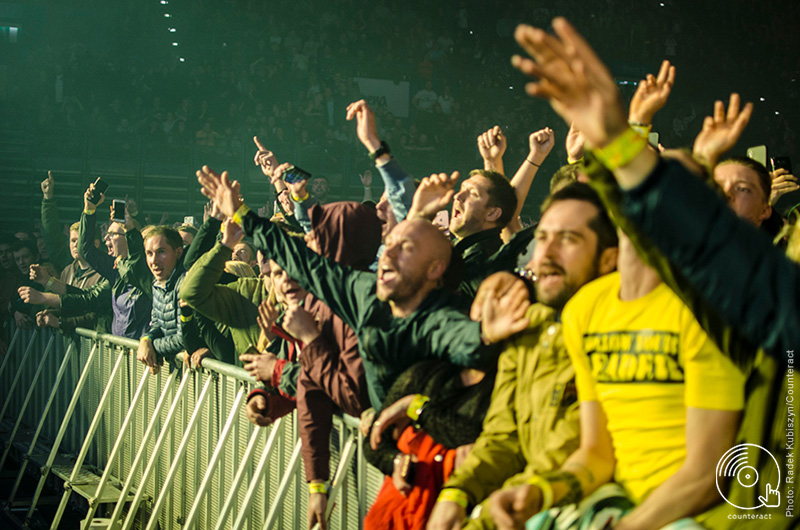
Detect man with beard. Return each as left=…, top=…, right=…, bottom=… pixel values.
left=427, top=183, right=618, bottom=530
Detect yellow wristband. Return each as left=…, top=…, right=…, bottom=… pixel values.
left=84, top=207, right=96, bottom=215
left=45, top=277, right=57, bottom=291
left=232, top=204, right=251, bottom=226
left=406, top=394, right=430, bottom=421
left=291, top=190, right=310, bottom=202
left=437, top=488, right=468, bottom=509
left=628, top=120, right=652, bottom=138
left=526, top=475, right=554, bottom=511
left=567, top=155, right=584, bottom=165
left=309, top=482, right=328, bottom=495
left=180, top=314, right=193, bottom=322
left=591, top=127, right=648, bottom=171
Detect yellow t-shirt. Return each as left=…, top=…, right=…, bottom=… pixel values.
left=561, top=272, right=745, bottom=504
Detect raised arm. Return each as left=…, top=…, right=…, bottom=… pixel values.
left=502, top=127, right=555, bottom=240
left=347, top=99, right=415, bottom=222
left=196, top=166, right=370, bottom=332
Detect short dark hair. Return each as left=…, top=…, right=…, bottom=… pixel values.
left=469, top=169, right=517, bottom=228
left=12, top=238, right=40, bottom=258
left=143, top=225, right=183, bottom=250
left=550, top=164, right=581, bottom=193
left=718, top=156, right=771, bottom=201
left=541, top=182, right=618, bottom=252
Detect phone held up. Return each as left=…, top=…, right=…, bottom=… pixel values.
left=88, top=177, right=109, bottom=205
left=281, top=165, right=311, bottom=184
left=112, top=200, right=126, bottom=222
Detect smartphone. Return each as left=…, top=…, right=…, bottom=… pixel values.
left=183, top=216, right=196, bottom=227
left=770, top=156, right=792, bottom=174
left=88, top=177, right=109, bottom=205
left=746, top=145, right=768, bottom=168
left=648, top=132, right=660, bottom=148
left=433, top=210, right=450, bottom=230
left=112, top=200, right=126, bottom=222
left=281, top=165, right=311, bottom=184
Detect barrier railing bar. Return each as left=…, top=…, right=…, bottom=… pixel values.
left=0, top=334, right=55, bottom=470
left=213, top=425, right=263, bottom=530
left=0, top=329, right=39, bottom=424
left=83, top=369, right=150, bottom=525
left=107, top=369, right=179, bottom=530
left=144, top=374, right=214, bottom=530
left=24, top=343, right=98, bottom=526
left=231, top=418, right=285, bottom=530
left=183, top=384, right=246, bottom=529
left=357, top=432, right=366, bottom=527
left=119, top=370, right=191, bottom=530
left=0, top=328, right=21, bottom=381
left=51, top=348, right=127, bottom=530
left=6, top=340, right=75, bottom=505
left=262, top=437, right=304, bottom=530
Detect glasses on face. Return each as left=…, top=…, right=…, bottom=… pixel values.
left=104, top=231, right=124, bottom=241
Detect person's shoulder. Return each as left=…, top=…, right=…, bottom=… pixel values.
left=563, top=272, right=619, bottom=318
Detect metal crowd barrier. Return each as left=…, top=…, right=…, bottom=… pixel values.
left=0, top=327, right=384, bottom=529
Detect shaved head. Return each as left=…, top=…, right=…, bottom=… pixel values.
left=377, top=218, right=454, bottom=316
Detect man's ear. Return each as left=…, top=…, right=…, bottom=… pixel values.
left=427, top=258, right=447, bottom=283
left=758, top=203, right=772, bottom=224
left=599, top=246, right=618, bottom=275
left=485, top=206, right=502, bottom=225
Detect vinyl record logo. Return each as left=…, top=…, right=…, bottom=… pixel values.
left=715, top=443, right=781, bottom=510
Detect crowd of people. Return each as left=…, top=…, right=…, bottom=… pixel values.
left=2, top=12, right=799, bottom=530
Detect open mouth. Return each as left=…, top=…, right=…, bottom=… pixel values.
left=377, top=264, right=397, bottom=285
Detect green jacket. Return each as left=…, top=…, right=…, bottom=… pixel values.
left=242, top=210, right=502, bottom=410
left=179, top=242, right=269, bottom=364
left=585, top=155, right=797, bottom=528
left=442, top=304, right=581, bottom=525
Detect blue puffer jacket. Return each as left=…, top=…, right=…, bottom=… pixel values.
left=143, top=264, right=186, bottom=362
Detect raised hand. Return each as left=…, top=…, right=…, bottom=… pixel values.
left=360, top=169, right=373, bottom=188
left=345, top=99, right=382, bottom=152
left=528, top=127, right=555, bottom=165
left=42, top=171, right=54, bottom=199
left=628, top=60, right=676, bottom=125
left=196, top=165, right=242, bottom=218
left=220, top=218, right=245, bottom=249
left=565, top=122, right=585, bottom=162
left=692, top=93, right=754, bottom=168
left=84, top=182, right=105, bottom=211
left=770, top=169, right=799, bottom=206
left=470, top=271, right=526, bottom=321
left=253, top=136, right=279, bottom=179
left=256, top=297, right=280, bottom=341
left=409, top=171, right=460, bottom=221
left=477, top=126, right=507, bottom=172
left=512, top=18, right=628, bottom=148
left=479, top=279, right=530, bottom=344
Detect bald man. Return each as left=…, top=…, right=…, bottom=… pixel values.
left=197, top=163, right=502, bottom=410
left=248, top=212, right=498, bottom=410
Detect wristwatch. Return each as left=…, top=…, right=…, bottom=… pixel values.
left=368, top=141, right=391, bottom=161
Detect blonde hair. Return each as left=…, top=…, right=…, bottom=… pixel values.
left=224, top=260, right=257, bottom=278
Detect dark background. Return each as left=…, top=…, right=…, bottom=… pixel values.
left=1, top=0, right=798, bottom=232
